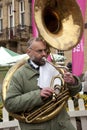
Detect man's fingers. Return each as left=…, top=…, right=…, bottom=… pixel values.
left=40, top=88, right=54, bottom=98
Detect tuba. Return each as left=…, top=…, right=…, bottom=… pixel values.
left=2, top=0, right=83, bottom=123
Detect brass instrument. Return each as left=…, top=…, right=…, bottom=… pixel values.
left=34, top=0, right=83, bottom=51
left=2, top=0, right=83, bottom=123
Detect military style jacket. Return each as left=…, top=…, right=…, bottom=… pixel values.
left=4, top=60, right=82, bottom=130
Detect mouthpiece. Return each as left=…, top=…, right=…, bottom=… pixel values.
left=42, top=57, right=47, bottom=62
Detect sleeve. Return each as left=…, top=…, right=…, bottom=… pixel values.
left=67, top=76, right=82, bottom=97
left=4, top=72, right=44, bottom=113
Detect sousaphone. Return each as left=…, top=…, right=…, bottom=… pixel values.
left=34, top=0, right=83, bottom=50
left=2, top=0, right=83, bottom=123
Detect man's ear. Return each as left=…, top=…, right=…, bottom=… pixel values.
left=26, top=48, right=30, bottom=54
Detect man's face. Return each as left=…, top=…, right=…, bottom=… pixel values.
left=27, top=40, right=48, bottom=66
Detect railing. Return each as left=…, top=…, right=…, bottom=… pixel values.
left=0, top=107, right=20, bottom=130
left=0, top=99, right=87, bottom=130
left=68, top=99, right=87, bottom=130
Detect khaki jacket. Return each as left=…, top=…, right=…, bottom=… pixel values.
left=4, top=60, right=82, bottom=130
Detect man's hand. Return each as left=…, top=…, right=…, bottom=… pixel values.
left=40, top=87, right=54, bottom=99
left=64, top=72, right=75, bottom=85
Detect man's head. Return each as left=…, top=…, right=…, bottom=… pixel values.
left=26, top=37, right=49, bottom=66
left=66, top=62, right=72, bottom=72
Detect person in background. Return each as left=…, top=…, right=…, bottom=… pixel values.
left=4, top=37, right=82, bottom=130
left=66, top=62, right=72, bottom=73
left=82, top=71, right=87, bottom=94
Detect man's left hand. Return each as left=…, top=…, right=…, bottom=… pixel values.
left=64, top=72, right=75, bottom=85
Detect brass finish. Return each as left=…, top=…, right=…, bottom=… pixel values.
left=34, top=0, right=83, bottom=50
left=2, top=57, right=28, bottom=102
left=25, top=89, right=69, bottom=123
left=2, top=57, right=70, bottom=123
left=2, top=0, right=83, bottom=123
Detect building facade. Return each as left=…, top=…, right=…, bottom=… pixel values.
left=0, top=0, right=32, bottom=53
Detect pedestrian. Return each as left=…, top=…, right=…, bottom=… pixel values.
left=4, top=37, right=82, bottom=130
left=82, top=71, right=87, bottom=94
left=66, top=62, right=72, bottom=73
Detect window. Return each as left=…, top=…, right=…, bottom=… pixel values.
left=0, top=7, right=3, bottom=33
left=19, top=0, right=25, bottom=29
left=8, top=3, right=14, bottom=39
left=57, top=50, right=64, bottom=56
left=9, top=4, right=13, bottom=28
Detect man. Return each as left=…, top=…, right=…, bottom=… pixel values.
left=4, top=37, right=82, bottom=130
left=66, top=62, right=72, bottom=73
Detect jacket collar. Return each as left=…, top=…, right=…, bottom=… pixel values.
left=24, top=60, right=39, bottom=79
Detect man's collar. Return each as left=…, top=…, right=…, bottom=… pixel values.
left=30, top=60, right=39, bottom=69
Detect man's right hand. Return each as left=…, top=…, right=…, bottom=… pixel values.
left=40, top=87, right=54, bottom=99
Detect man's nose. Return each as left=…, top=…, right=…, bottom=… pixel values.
left=41, top=50, right=47, bottom=56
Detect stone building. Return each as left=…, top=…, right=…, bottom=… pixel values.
left=0, top=0, right=87, bottom=73
left=0, top=0, right=32, bottom=53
